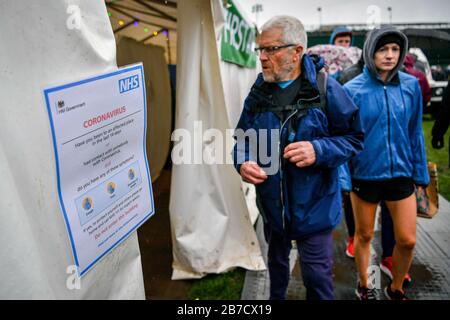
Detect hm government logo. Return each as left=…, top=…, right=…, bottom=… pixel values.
left=57, top=100, right=65, bottom=109
left=56, top=100, right=67, bottom=115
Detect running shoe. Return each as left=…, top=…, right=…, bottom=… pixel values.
left=355, top=282, right=377, bottom=300
left=346, top=236, right=355, bottom=258
left=380, top=256, right=412, bottom=285
left=384, top=283, right=408, bottom=300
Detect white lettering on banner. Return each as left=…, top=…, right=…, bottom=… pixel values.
left=230, top=14, right=240, bottom=50
left=220, top=0, right=257, bottom=68
left=226, top=11, right=254, bottom=54
left=240, top=21, right=250, bottom=51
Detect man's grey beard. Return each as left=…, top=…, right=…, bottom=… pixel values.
left=262, top=61, right=296, bottom=83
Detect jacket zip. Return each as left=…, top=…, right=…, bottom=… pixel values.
left=384, top=86, right=394, bottom=176
left=279, top=109, right=298, bottom=231
left=295, top=95, right=320, bottom=102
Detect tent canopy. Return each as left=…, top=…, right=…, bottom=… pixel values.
left=106, top=0, right=178, bottom=64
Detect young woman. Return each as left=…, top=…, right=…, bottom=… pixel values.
left=344, top=26, right=429, bottom=300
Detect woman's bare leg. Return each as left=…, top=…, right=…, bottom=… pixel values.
left=350, top=192, right=378, bottom=287
left=385, top=193, right=417, bottom=291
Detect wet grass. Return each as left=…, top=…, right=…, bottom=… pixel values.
left=187, top=268, right=246, bottom=300
left=422, top=116, right=450, bottom=200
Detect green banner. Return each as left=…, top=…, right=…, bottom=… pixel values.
left=220, top=0, right=257, bottom=68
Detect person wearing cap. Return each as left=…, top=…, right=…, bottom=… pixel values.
left=329, top=26, right=352, bottom=48
left=344, top=26, right=429, bottom=300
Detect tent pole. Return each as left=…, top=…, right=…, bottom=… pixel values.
left=108, top=2, right=169, bottom=20
left=135, top=0, right=177, bottom=22
left=109, top=4, right=176, bottom=31
left=140, top=27, right=164, bottom=43
left=114, top=20, right=135, bottom=33
left=167, top=30, right=172, bottom=65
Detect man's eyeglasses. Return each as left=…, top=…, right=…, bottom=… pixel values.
left=254, top=44, right=297, bottom=55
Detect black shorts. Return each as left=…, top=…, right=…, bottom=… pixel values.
left=351, top=178, right=415, bottom=204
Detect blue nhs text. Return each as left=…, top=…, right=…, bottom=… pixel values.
left=119, top=75, right=139, bottom=93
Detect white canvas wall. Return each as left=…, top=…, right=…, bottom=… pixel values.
left=0, top=0, right=145, bottom=299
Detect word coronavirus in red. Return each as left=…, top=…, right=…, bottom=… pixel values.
left=83, top=106, right=126, bottom=128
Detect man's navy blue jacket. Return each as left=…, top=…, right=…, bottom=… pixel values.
left=233, top=54, right=364, bottom=238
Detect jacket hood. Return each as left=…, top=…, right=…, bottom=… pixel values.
left=363, top=25, right=408, bottom=83
left=302, top=53, right=325, bottom=90
left=329, top=26, right=352, bottom=45
left=307, top=53, right=325, bottom=72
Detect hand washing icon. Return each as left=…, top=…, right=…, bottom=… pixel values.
left=106, top=182, right=116, bottom=195
left=128, top=168, right=135, bottom=180
left=82, top=197, right=92, bottom=211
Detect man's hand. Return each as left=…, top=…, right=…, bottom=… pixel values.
left=240, top=161, right=268, bottom=185
left=432, top=136, right=444, bottom=149
left=283, top=141, right=316, bottom=167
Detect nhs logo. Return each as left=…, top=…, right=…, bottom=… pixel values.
left=119, top=75, right=140, bottom=93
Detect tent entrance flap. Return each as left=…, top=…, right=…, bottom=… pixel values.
left=169, top=0, right=265, bottom=280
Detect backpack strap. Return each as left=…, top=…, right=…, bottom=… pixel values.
left=249, top=71, right=328, bottom=114
left=284, top=71, right=329, bottom=143
left=250, top=100, right=321, bottom=113
left=316, top=70, right=328, bottom=114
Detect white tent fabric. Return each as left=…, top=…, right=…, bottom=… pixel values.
left=219, top=62, right=261, bottom=226
left=169, top=0, right=265, bottom=279
left=212, top=0, right=262, bottom=226
left=0, top=0, right=145, bottom=299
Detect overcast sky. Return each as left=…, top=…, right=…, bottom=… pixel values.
left=239, top=0, right=450, bottom=29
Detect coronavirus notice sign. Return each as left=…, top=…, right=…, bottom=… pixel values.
left=43, top=63, right=154, bottom=276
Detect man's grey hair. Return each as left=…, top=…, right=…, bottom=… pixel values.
left=260, top=15, right=308, bottom=51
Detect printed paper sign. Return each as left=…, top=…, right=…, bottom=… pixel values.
left=44, top=63, right=154, bottom=276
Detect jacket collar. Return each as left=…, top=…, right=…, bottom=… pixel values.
left=256, top=54, right=322, bottom=100
left=363, top=65, right=401, bottom=86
